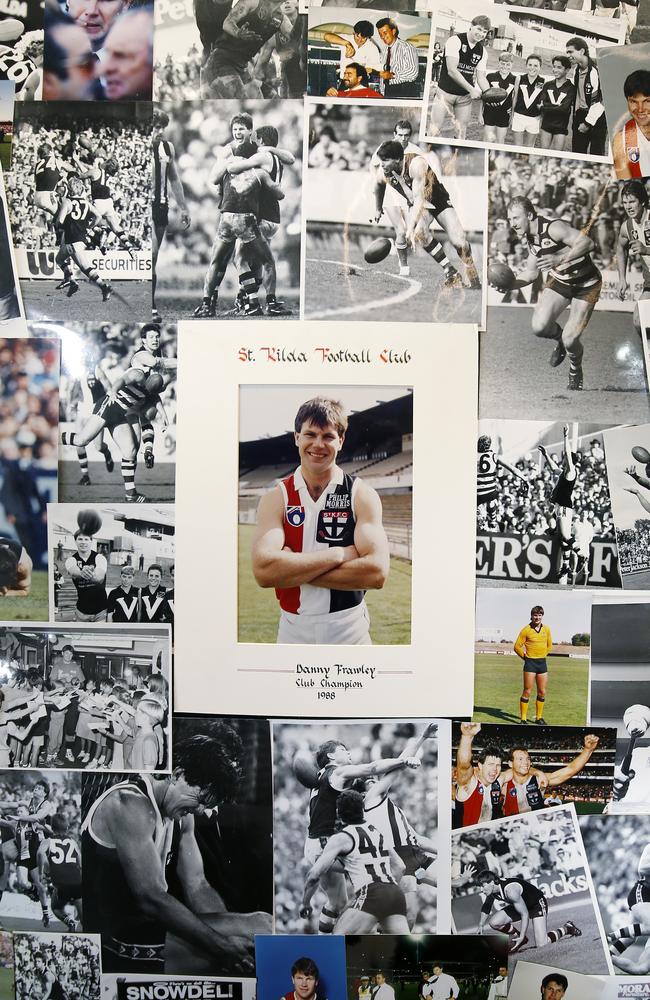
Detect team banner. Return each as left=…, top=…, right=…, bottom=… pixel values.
left=476, top=532, right=621, bottom=588
left=14, top=248, right=151, bottom=281
left=116, top=982, right=245, bottom=1000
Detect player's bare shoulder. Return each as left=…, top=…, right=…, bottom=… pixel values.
left=354, top=478, right=384, bottom=519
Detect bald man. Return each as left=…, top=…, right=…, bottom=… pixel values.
left=100, top=5, right=153, bottom=99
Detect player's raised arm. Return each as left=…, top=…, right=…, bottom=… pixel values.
left=222, top=0, right=261, bottom=39
left=456, top=722, right=480, bottom=787
left=308, top=483, right=389, bottom=591
left=167, top=143, right=191, bottom=229
left=252, top=489, right=350, bottom=588
left=331, top=754, right=420, bottom=790
left=496, top=457, right=529, bottom=487
left=542, top=734, right=599, bottom=787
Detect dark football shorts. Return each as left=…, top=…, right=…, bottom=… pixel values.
left=352, top=881, right=407, bottom=920
left=430, top=181, right=453, bottom=218
left=152, top=203, right=169, bottom=229
left=483, top=104, right=510, bottom=128
left=53, top=883, right=82, bottom=907
left=478, top=490, right=498, bottom=507
left=396, top=844, right=432, bottom=876
left=505, top=894, right=547, bottom=921
left=547, top=275, right=602, bottom=304
left=628, top=880, right=650, bottom=909
left=93, top=396, right=135, bottom=431
left=541, top=115, right=570, bottom=136
left=523, top=657, right=548, bottom=675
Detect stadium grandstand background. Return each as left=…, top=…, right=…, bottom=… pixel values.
left=239, top=389, right=413, bottom=643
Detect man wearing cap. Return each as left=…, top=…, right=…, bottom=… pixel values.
left=431, top=15, right=490, bottom=140
left=359, top=976, right=372, bottom=1000
left=376, top=17, right=420, bottom=98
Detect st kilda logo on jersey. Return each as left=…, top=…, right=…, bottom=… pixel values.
left=317, top=492, right=352, bottom=544
left=286, top=505, right=305, bottom=527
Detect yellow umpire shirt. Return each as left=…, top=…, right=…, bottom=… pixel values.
left=514, top=623, right=552, bottom=659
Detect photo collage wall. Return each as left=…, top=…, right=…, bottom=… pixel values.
left=0, top=0, right=649, bottom=994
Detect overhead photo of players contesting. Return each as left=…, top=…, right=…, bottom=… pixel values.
left=0, top=0, right=650, bottom=991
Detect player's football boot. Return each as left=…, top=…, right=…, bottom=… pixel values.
left=244, top=301, right=264, bottom=317
left=535, top=718, right=547, bottom=725
left=193, top=297, right=216, bottom=318
left=66, top=280, right=79, bottom=298
left=151, top=308, right=162, bottom=324
left=549, top=341, right=567, bottom=367
left=567, top=366, right=583, bottom=391
left=442, top=267, right=462, bottom=288
left=517, top=719, right=528, bottom=725
left=565, top=921, right=582, bottom=937
left=144, top=449, right=155, bottom=470
left=100, top=282, right=112, bottom=302
left=42, top=912, right=50, bottom=928
left=266, top=299, right=292, bottom=316
left=125, top=491, right=147, bottom=503
left=55, top=278, right=71, bottom=290
left=78, top=474, right=91, bottom=486
left=65, top=918, right=77, bottom=932
left=101, top=448, right=114, bottom=473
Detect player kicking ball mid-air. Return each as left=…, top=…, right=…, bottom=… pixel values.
left=492, top=196, right=603, bottom=391
left=252, top=397, right=389, bottom=644
left=476, top=867, right=581, bottom=952
left=374, top=141, right=480, bottom=289
left=514, top=605, right=552, bottom=725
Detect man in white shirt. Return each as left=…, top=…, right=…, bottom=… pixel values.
left=373, top=973, right=395, bottom=1000
left=323, top=19, right=382, bottom=80
left=425, top=964, right=459, bottom=1000
left=486, top=966, right=508, bottom=1000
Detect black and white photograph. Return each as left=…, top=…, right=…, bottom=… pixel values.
left=451, top=805, right=611, bottom=975
left=152, top=100, right=302, bottom=321
left=6, top=101, right=152, bottom=321
left=0, top=771, right=81, bottom=932
left=13, top=930, right=100, bottom=998
left=153, top=0, right=305, bottom=101
left=49, top=504, right=174, bottom=624
left=304, top=103, right=486, bottom=324
left=590, top=598, right=650, bottom=813
left=101, top=974, right=257, bottom=1000
left=307, top=8, right=430, bottom=101
left=239, top=385, right=412, bottom=646
left=581, top=814, right=650, bottom=977
left=452, top=722, right=616, bottom=828
left=0, top=0, right=43, bottom=101
left=46, top=321, right=177, bottom=504
left=0, top=932, right=12, bottom=1000
left=421, top=0, right=623, bottom=159
left=82, top=715, right=272, bottom=975
left=43, top=1, right=153, bottom=101
left=0, top=337, right=58, bottom=623
left=508, top=961, right=607, bottom=999
left=483, top=150, right=650, bottom=422
left=0, top=624, right=170, bottom=771
left=0, top=161, right=25, bottom=334
left=476, top=420, right=620, bottom=588
left=599, top=41, right=650, bottom=180
left=345, top=935, right=509, bottom=1000
left=600, top=423, right=650, bottom=588
left=474, top=587, right=592, bottom=728
left=272, top=720, right=450, bottom=934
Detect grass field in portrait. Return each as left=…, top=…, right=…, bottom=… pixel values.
left=473, top=653, right=590, bottom=727
left=237, top=524, right=412, bottom=645
left=1, top=569, right=47, bottom=622
left=0, top=966, right=11, bottom=1000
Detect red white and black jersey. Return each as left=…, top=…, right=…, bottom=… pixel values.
left=623, top=119, right=650, bottom=180
left=46, top=836, right=82, bottom=888
left=276, top=467, right=363, bottom=616
left=503, top=775, right=546, bottom=815
left=454, top=777, right=503, bottom=828
left=525, top=215, right=601, bottom=291
left=106, top=586, right=139, bottom=622
left=308, top=763, right=340, bottom=838
left=513, top=75, right=545, bottom=118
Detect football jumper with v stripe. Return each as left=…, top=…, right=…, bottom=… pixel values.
left=107, top=586, right=139, bottom=622
left=622, top=119, right=650, bottom=180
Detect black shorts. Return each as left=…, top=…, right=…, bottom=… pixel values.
left=628, top=880, right=650, bottom=908
left=483, top=104, right=510, bottom=128
left=64, top=702, right=79, bottom=737
left=152, top=203, right=169, bottom=229
left=93, top=396, right=134, bottom=431
left=430, top=181, right=452, bottom=218
left=396, top=844, right=432, bottom=876
left=546, top=275, right=602, bottom=304
left=541, top=117, right=569, bottom=136
left=53, top=883, right=82, bottom=907
left=352, top=881, right=407, bottom=920
left=477, top=490, right=498, bottom=508
left=505, top=894, right=547, bottom=922
left=523, top=657, right=547, bottom=675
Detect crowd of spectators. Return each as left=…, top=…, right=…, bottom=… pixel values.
left=273, top=722, right=438, bottom=934
left=477, top=435, right=616, bottom=540
left=0, top=339, right=58, bottom=464
left=580, top=815, right=650, bottom=932
left=616, top=520, right=650, bottom=573
left=14, top=931, right=100, bottom=1000
left=7, top=118, right=151, bottom=250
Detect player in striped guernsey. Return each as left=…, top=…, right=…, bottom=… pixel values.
left=252, top=397, right=389, bottom=644
left=608, top=843, right=650, bottom=972
left=616, top=180, right=650, bottom=335
left=300, top=789, right=410, bottom=933
left=61, top=326, right=176, bottom=502
left=54, top=173, right=115, bottom=302
left=476, top=866, right=581, bottom=952
left=152, top=110, right=191, bottom=324
left=476, top=434, right=529, bottom=531
left=613, top=71, right=650, bottom=182
left=505, top=196, right=603, bottom=391
left=304, top=738, right=420, bottom=933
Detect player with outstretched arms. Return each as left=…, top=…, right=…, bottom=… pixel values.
left=608, top=841, right=650, bottom=972
left=151, top=110, right=191, bottom=324
left=300, top=789, right=410, bottom=934
left=616, top=179, right=650, bottom=335
left=454, top=723, right=505, bottom=827
left=476, top=867, right=581, bottom=952
left=374, top=140, right=480, bottom=288
left=538, top=424, right=578, bottom=585
left=476, top=434, right=529, bottom=530
left=499, top=196, right=603, bottom=391
left=502, top=736, right=599, bottom=814
left=302, top=737, right=420, bottom=933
